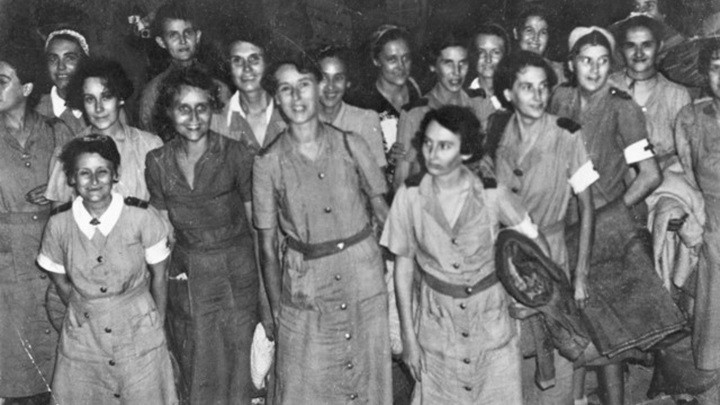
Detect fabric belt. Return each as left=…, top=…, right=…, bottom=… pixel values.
left=421, top=269, right=499, bottom=299
left=286, top=224, right=373, bottom=261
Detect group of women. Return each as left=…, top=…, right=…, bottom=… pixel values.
left=1, top=0, right=719, bottom=404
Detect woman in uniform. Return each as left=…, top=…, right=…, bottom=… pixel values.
left=0, top=42, right=73, bottom=404
left=37, top=134, right=176, bottom=404
left=146, top=66, right=258, bottom=404
left=493, top=50, right=598, bottom=405
left=381, top=104, right=546, bottom=404
left=513, top=3, right=567, bottom=87
left=45, top=58, right=162, bottom=203
left=254, top=55, right=391, bottom=404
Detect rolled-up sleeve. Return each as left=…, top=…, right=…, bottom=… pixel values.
left=141, top=206, right=171, bottom=264
left=37, top=217, right=66, bottom=274
left=145, top=152, right=167, bottom=210
left=380, top=185, right=416, bottom=258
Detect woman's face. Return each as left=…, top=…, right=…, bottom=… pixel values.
left=374, top=39, right=411, bottom=87
left=274, top=64, right=319, bottom=125
left=505, top=65, right=549, bottom=123
left=73, top=152, right=116, bottom=204
left=229, top=41, right=266, bottom=94
left=422, top=120, right=463, bottom=178
left=319, top=56, right=348, bottom=110
left=475, top=34, right=505, bottom=80
left=620, top=26, right=659, bottom=76
left=83, top=77, right=122, bottom=132
left=517, top=16, right=549, bottom=56
left=572, top=44, right=611, bottom=94
left=46, top=38, right=83, bottom=93
left=432, top=46, right=469, bottom=94
left=0, top=61, right=29, bottom=113
left=170, top=85, right=212, bottom=142
left=708, top=52, right=720, bottom=101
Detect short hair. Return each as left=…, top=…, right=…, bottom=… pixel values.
left=0, top=42, right=44, bottom=85
left=152, top=66, right=224, bottom=141
left=312, top=45, right=356, bottom=84
left=569, top=30, right=613, bottom=60
left=494, top=50, right=557, bottom=110
left=514, top=3, right=555, bottom=33
left=65, top=58, right=134, bottom=111
left=264, top=52, right=322, bottom=95
left=614, top=15, right=664, bottom=47
left=414, top=105, right=483, bottom=158
left=471, top=23, right=511, bottom=56
left=427, top=28, right=469, bottom=65
left=699, top=38, right=720, bottom=76
left=370, top=24, right=412, bottom=61
left=60, top=134, right=121, bottom=183
left=152, top=1, right=195, bottom=38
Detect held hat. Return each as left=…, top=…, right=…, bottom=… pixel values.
left=661, top=12, right=720, bottom=87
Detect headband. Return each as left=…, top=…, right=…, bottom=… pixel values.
left=370, top=24, right=407, bottom=49
left=568, top=26, right=615, bottom=54
left=45, top=29, right=90, bottom=56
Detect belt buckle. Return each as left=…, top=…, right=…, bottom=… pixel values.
left=336, top=242, right=345, bottom=251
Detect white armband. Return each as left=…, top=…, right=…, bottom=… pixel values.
left=508, top=214, right=539, bottom=239
left=145, top=238, right=171, bottom=265
left=624, top=139, right=655, bottom=164
left=37, top=254, right=65, bottom=274
left=568, top=161, right=600, bottom=194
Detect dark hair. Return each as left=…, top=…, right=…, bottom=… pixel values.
left=514, top=3, right=555, bottom=34
left=60, top=134, right=121, bottom=183
left=471, top=23, right=511, bottom=56
left=264, top=52, right=322, bottom=95
left=427, top=29, right=469, bottom=65
left=614, top=15, right=664, bottom=49
left=152, top=66, right=224, bottom=142
left=370, top=25, right=412, bottom=61
left=65, top=58, right=134, bottom=111
left=312, top=45, right=355, bottom=84
left=569, top=30, right=613, bottom=60
left=0, top=43, right=44, bottom=85
left=494, top=50, right=557, bottom=110
left=152, top=1, right=195, bottom=38
left=414, top=105, right=483, bottom=158
left=699, top=39, right=720, bottom=77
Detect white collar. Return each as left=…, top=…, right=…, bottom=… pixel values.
left=469, top=79, right=502, bottom=111
left=72, top=192, right=124, bottom=240
left=469, top=77, right=481, bottom=90
left=51, top=86, right=83, bottom=119
left=226, top=91, right=274, bottom=127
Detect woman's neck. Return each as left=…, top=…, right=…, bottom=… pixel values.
left=96, top=120, right=124, bottom=139
left=376, top=77, right=409, bottom=109
left=290, top=118, right=320, bottom=143
left=319, top=101, right=342, bottom=123
left=516, top=113, right=543, bottom=141
left=476, top=75, right=494, bottom=95
left=2, top=103, right=26, bottom=132
left=55, top=86, right=67, bottom=100
left=238, top=89, right=270, bottom=114
left=82, top=195, right=112, bottom=219
left=432, top=165, right=467, bottom=191
left=180, top=135, right=208, bottom=159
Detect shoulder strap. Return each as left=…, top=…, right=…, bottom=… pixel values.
left=124, top=197, right=149, bottom=209
left=50, top=202, right=72, bottom=216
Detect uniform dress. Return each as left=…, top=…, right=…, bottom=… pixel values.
left=253, top=123, right=392, bottom=404
left=608, top=71, right=692, bottom=168
left=145, top=131, right=258, bottom=404
left=322, top=101, right=387, bottom=169
left=0, top=110, right=72, bottom=397
left=36, top=192, right=176, bottom=404
left=495, top=113, right=599, bottom=405
left=381, top=165, right=532, bottom=404
left=45, top=124, right=162, bottom=202
left=210, top=90, right=287, bottom=155
left=675, top=99, right=720, bottom=370
left=35, top=86, right=87, bottom=135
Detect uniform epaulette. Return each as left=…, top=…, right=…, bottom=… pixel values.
left=124, top=197, right=149, bottom=209
left=404, top=171, right=425, bottom=187
left=402, top=97, right=429, bottom=111
left=466, top=88, right=487, bottom=99
left=481, top=177, right=497, bottom=189
left=257, top=131, right=285, bottom=157
left=556, top=117, right=581, bottom=133
left=694, top=96, right=713, bottom=105
left=49, top=202, right=72, bottom=216
left=609, top=87, right=632, bottom=100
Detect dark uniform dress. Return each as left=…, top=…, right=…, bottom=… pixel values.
left=253, top=124, right=392, bottom=404
left=37, top=193, right=176, bottom=404
left=0, top=111, right=72, bottom=398
left=145, top=131, right=258, bottom=404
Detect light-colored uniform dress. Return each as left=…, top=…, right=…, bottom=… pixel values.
left=210, top=90, right=287, bottom=155
left=381, top=166, right=535, bottom=404
left=608, top=71, right=692, bottom=168
left=45, top=125, right=162, bottom=202
left=253, top=124, right=391, bottom=404
left=323, top=101, right=387, bottom=169
left=0, top=111, right=72, bottom=397
left=37, top=192, right=176, bottom=404
left=495, top=113, right=599, bottom=405
left=675, top=99, right=720, bottom=370
left=35, top=86, right=87, bottom=136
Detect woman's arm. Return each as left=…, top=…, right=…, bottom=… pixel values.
left=395, top=255, right=423, bottom=381
left=624, top=157, right=662, bottom=207
left=48, top=272, right=73, bottom=305
left=246, top=202, right=275, bottom=339
left=259, top=227, right=282, bottom=339
left=148, top=258, right=169, bottom=324
left=574, top=188, right=595, bottom=308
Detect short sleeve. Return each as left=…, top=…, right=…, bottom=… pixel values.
left=252, top=154, right=279, bottom=229
left=346, top=134, right=389, bottom=198
left=566, top=132, right=599, bottom=194
left=380, top=185, right=417, bottom=258
left=145, top=151, right=167, bottom=210
left=37, top=217, right=66, bottom=274
left=140, top=206, right=171, bottom=264
left=361, top=110, right=388, bottom=168
left=674, top=105, right=699, bottom=188
left=232, top=142, right=254, bottom=203
left=44, top=159, right=74, bottom=203
left=616, top=100, right=654, bottom=163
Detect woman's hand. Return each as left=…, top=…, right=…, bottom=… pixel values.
left=401, top=336, right=425, bottom=382
left=26, top=184, right=50, bottom=206
left=574, top=277, right=589, bottom=309
left=388, top=142, right=406, bottom=165
left=508, top=302, right=540, bottom=320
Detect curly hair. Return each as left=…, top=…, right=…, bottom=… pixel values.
left=493, top=50, right=557, bottom=110
left=59, top=134, right=121, bottom=184
left=263, top=52, right=322, bottom=96
left=65, top=58, right=134, bottom=111
left=152, top=66, right=224, bottom=142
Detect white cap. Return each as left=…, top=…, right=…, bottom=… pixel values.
left=568, top=26, right=615, bottom=54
